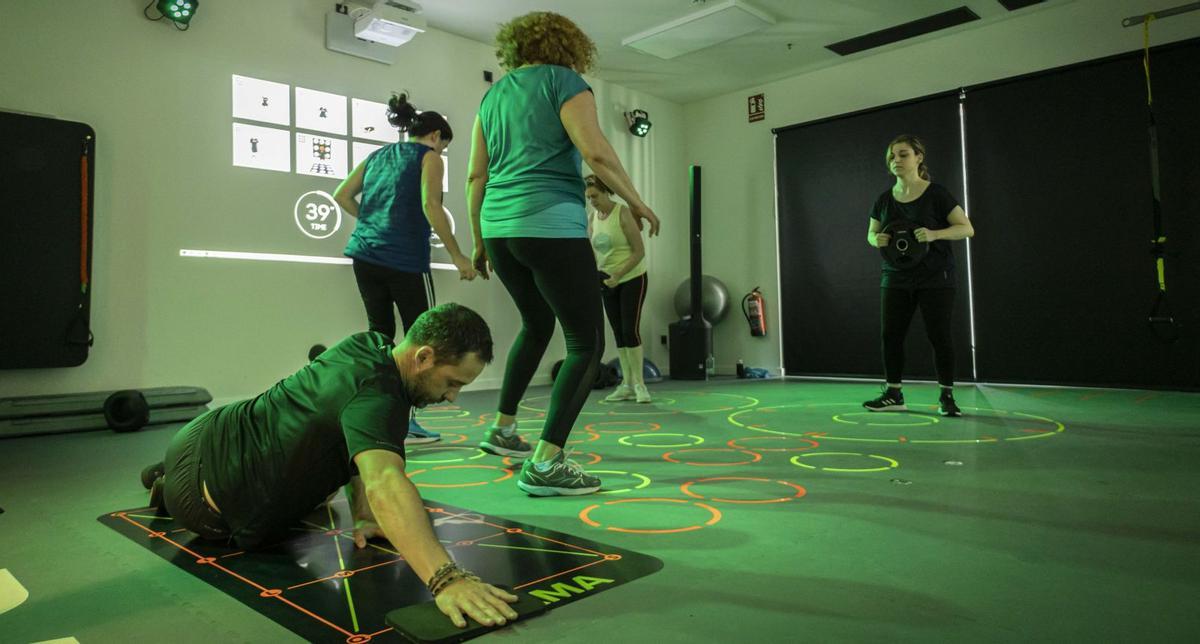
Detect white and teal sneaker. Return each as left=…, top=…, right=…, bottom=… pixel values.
left=405, top=418, right=442, bottom=445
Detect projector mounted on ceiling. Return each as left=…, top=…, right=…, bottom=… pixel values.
left=622, top=0, right=775, bottom=60
left=354, top=0, right=426, bottom=46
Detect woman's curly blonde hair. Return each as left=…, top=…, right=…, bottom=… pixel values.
left=494, top=11, right=597, bottom=74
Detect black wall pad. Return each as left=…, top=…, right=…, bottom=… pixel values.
left=0, top=111, right=95, bottom=369
left=774, top=93, right=973, bottom=381
left=100, top=499, right=662, bottom=642
left=965, top=41, right=1200, bottom=389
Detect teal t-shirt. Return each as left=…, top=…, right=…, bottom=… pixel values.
left=478, top=65, right=591, bottom=239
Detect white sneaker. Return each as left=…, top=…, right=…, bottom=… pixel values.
left=634, top=384, right=652, bottom=403
left=605, top=384, right=635, bottom=402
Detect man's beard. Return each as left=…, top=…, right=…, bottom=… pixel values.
left=404, top=370, right=442, bottom=408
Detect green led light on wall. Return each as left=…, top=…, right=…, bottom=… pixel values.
left=625, top=109, right=652, bottom=138
left=147, top=0, right=199, bottom=29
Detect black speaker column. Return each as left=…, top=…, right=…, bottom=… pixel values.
left=669, top=165, right=712, bottom=380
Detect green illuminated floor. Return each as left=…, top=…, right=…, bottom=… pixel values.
left=2, top=379, right=1198, bottom=642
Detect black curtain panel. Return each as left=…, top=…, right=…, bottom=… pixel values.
left=0, top=111, right=95, bottom=369
left=775, top=93, right=973, bottom=382
left=966, top=39, right=1200, bottom=389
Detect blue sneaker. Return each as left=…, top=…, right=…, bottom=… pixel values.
left=405, top=419, right=442, bottom=445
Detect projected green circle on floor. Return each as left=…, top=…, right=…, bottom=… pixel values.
left=520, top=391, right=759, bottom=416
left=579, top=498, right=722, bottom=534
left=585, top=420, right=662, bottom=434
left=404, top=445, right=488, bottom=464
left=589, top=470, right=652, bottom=494
left=728, top=403, right=1065, bottom=444
left=406, top=465, right=514, bottom=488
left=618, top=433, right=704, bottom=448
left=662, top=448, right=762, bottom=466
left=680, top=477, right=807, bottom=504
left=790, top=452, right=899, bottom=472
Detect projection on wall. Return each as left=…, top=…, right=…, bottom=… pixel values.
left=182, top=74, right=459, bottom=269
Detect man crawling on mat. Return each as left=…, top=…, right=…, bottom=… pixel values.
left=142, top=302, right=520, bottom=628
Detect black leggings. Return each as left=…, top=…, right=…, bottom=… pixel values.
left=881, top=287, right=956, bottom=387
left=485, top=237, right=604, bottom=448
left=601, top=273, right=647, bottom=347
left=352, top=259, right=434, bottom=340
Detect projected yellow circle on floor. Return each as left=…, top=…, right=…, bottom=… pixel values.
left=790, top=452, right=899, bottom=472
left=618, top=433, right=704, bottom=448
left=728, top=403, right=1065, bottom=444
left=406, top=465, right=514, bottom=488
left=404, top=446, right=487, bottom=464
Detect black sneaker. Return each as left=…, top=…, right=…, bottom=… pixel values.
left=140, top=461, right=165, bottom=489
left=863, top=388, right=906, bottom=412
left=939, top=393, right=962, bottom=417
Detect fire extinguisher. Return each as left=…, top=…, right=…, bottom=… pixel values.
left=742, top=287, right=767, bottom=337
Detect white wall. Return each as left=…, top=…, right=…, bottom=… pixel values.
left=0, top=0, right=685, bottom=402
left=683, top=0, right=1200, bottom=376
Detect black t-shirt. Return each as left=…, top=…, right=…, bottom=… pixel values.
left=870, top=182, right=960, bottom=289
left=199, top=331, right=411, bottom=549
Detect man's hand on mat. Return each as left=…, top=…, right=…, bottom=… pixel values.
left=352, top=520, right=385, bottom=548
left=436, top=578, right=519, bottom=628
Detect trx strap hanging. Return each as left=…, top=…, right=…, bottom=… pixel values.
left=1122, top=5, right=1200, bottom=343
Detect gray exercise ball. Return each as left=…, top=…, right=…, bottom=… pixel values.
left=673, top=275, right=730, bottom=324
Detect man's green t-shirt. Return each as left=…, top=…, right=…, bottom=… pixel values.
left=199, top=332, right=411, bottom=548
left=478, top=64, right=592, bottom=239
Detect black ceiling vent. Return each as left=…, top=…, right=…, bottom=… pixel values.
left=998, top=0, right=1046, bottom=9
left=825, top=6, right=981, bottom=56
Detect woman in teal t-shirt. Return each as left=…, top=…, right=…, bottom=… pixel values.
left=467, top=11, right=660, bottom=497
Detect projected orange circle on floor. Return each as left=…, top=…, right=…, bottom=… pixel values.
left=662, top=448, right=762, bottom=466
left=579, top=497, right=722, bottom=534
left=521, top=391, right=759, bottom=416
left=404, top=446, right=488, bottom=464
left=618, top=433, right=704, bottom=448
left=727, top=436, right=819, bottom=452
left=406, top=465, right=514, bottom=488
left=790, top=452, right=898, bottom=472
left=585, top=420, right=662, bottom=434
left=680, top=477, right=807, bottom=504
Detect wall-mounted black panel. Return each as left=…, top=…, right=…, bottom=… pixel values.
left=966, top=40, right=1200, bottom=389
left=0, top=111, right=95, bottom=369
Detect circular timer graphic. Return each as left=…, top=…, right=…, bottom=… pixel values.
left=294, top=191, right=343, bottom=240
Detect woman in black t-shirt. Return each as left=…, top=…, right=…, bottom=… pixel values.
left=864, top=135, right=975, bottom=416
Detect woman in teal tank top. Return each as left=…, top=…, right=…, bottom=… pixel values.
left=334, top=94, right=476, bottom=443
left=466, top=11, right=660, bottom=497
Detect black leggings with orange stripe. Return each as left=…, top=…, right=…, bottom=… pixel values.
left=600, top=273, right=647, bottom=347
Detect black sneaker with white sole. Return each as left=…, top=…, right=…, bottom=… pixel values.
left=863, top=388, right=906, bottom=412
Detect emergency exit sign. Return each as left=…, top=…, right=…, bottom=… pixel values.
left=748, top=93, right=765, bottom=122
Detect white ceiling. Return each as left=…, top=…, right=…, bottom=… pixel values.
left=416, top=0, right=1068, bottom=104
